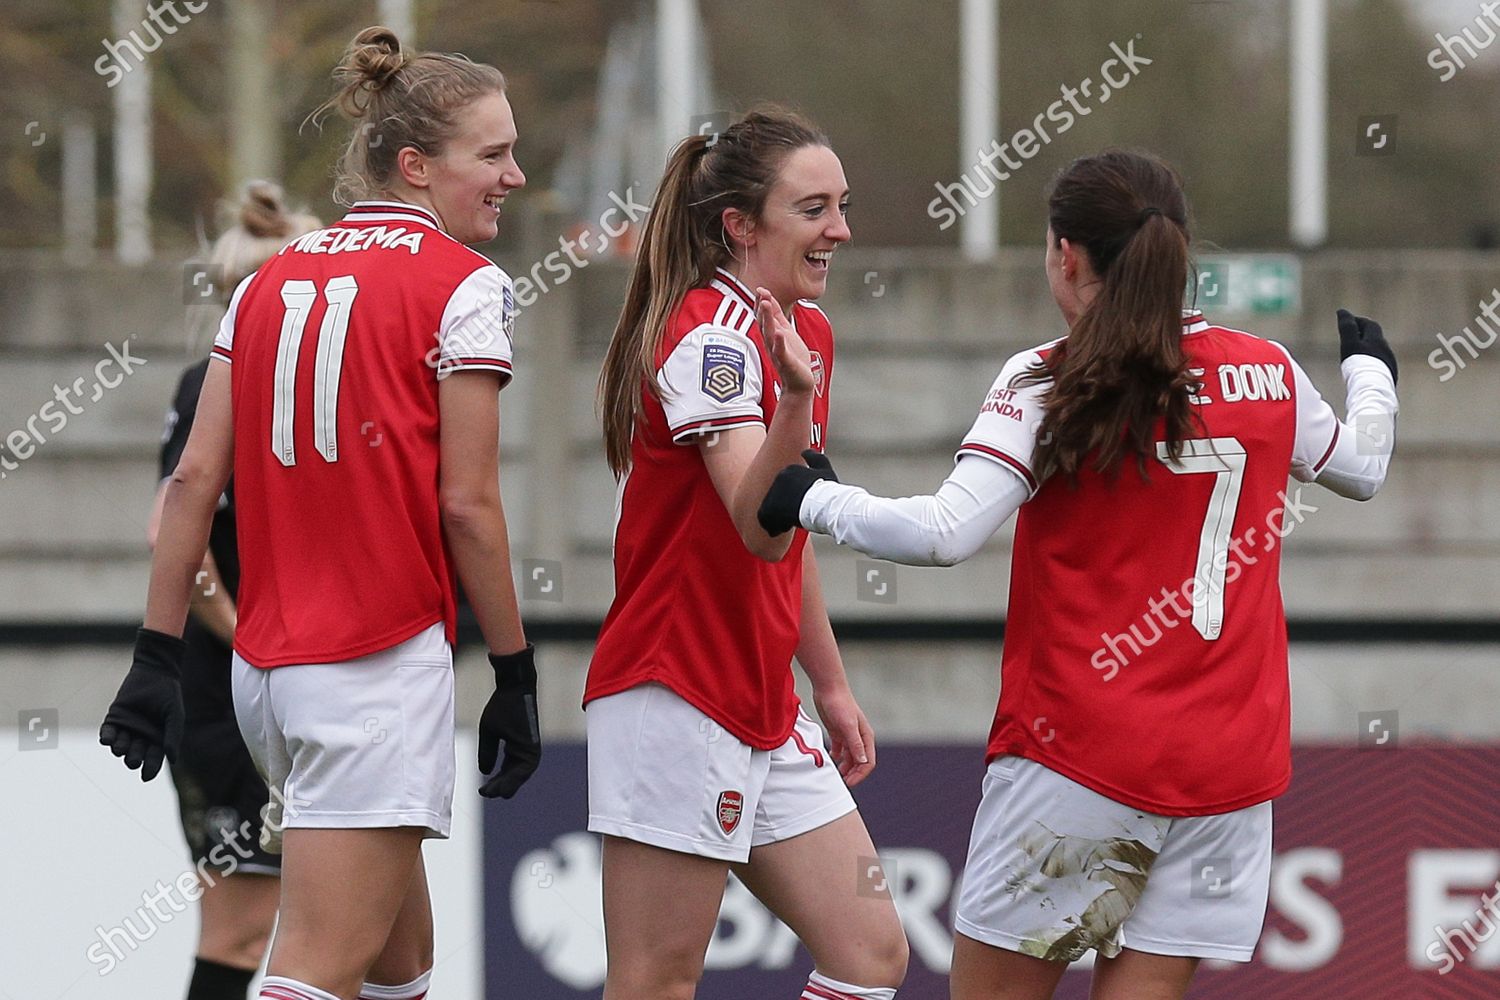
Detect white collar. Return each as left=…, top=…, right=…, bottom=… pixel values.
left=343, top=200, right=442, bottom=230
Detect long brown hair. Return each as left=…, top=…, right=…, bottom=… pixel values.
left=309, top=26, right=507, bottom=205
left=597, top=108, right=829, bottom=478
left=1020, top=149, right=1197, bottom=482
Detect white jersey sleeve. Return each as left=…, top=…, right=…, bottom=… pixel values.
left=436, top=265, right=517, bottom=385
left=658, top=323, right=765, bottom=443
left=953, top=343, right=1055, bottom=495
left=1273, top=343, right=1397, bottom=500
left=799, top=454, right=1031, bottom=566
left=209, top=274, right=256, bottom=366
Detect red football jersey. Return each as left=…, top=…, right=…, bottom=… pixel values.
left=968, top=312, right=1344, bottom=815
left=585, top=267, right=835, bottom=749
left=211, top=201, right=517, bottom=667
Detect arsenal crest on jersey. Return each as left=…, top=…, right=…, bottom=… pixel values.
left=809, top=350, right=825, bottom=398
left=716, top=790, right=744, bottom=835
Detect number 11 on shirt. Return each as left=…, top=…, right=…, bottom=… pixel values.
left=272, top=275, right=360, bottom=467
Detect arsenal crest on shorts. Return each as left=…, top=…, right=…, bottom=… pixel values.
left=809, top=350, right=825, bottom=398
left=716, top=790, right=744, bottom=835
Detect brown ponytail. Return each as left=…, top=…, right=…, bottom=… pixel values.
left=309, top=25, right=506, bottom=205
left=1020, top=150, right=1198, bottom=482
left=597, top=107, right=829, bottom=478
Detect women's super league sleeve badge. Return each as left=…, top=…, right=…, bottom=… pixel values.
left=701, top=342, right=747, bottom=402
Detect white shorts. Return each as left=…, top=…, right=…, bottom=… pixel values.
left=586, top=683, right=856, bottom=863
left=955, top=755, right=1272, bottom=964
left=231, top=622, right=456, bottom=850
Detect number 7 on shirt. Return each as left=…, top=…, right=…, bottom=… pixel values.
left=1155, top=436, right=1246, bottom=641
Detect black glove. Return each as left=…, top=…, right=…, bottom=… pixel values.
left=99, top=627, right=186, bottom=781
left=479, top=643, right=540, bottom=798
left=1337, top=308, right=1397, bottom=385
left=757, top=449, right=840, bottom=537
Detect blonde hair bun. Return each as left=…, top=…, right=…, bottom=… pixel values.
left=207, top=181, right=321, bottom=298
left=335, top=26, right=408, bottom=115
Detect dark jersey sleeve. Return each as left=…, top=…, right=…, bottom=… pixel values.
left=160, top=359, right=210, bottom=481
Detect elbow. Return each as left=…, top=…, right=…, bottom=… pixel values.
left=925, top=537, right=977, bottom=567
left=164, top=464, right=221, bottom=517
left=744, top=532, right=794, bottom=563
left=929, top=547, right=965, bottom=568
left=925, top=520, right=984, bottom=566
left=1321, top=475, right=1383, bottom=502
left=732, top=504, right=794, bottom=562
left=440, top=490, right=501, bottom=536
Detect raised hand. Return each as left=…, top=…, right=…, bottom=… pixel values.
left=1336, top=308, right=1398, bottom=384
left=756, top=286, right=815, bottom=395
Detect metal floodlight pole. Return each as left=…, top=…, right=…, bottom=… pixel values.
left=229, top=0, right=280, bottom=190
left=1289, top=0, right=1328, bottom=247
left=960, top=0, right=999, bottom=261
left=62, top=114, right=98, bottom=266
left=113, top=0, right=152, bottom=264
left=378, top=0, right=415, bottom=44
left=657, top=0, right=695, bottom=159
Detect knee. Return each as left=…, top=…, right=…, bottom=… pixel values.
left=810, top=924, right=909, bottom=992
left=872, top=927, right=911, bottom=987
left=391, top=937, right=434, bottom=977
left=236, top=925, right=274, bottom=967
left=605, top=954, right=703, bottom=1000
left=367, top=938, right=435, bottom=987
left=270, top=904, right=393, bottom=987
left=846, top=922, right=910, bottom=989
left=199, top=920, right=273, bottom=970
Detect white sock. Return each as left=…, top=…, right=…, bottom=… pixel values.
left=802, top=969, right=897, bottom=1000
left=358, top=970, right=432, bottom=1000
left=259, top=976, right=342, bottom=1000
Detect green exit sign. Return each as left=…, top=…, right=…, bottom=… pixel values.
left=1189, top=255, right=1302, bottom=315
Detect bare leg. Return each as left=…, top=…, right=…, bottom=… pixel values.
left=197, top=871, right=279, bottom=970
left=949, top=931, right=1069, bottom=1000
left=363, top=851, right=435, bottom=988
left=599, top=836, right=732, bottom=1000
left=1088, top=949, right=1199, bottom=1000
left=733, top=812, right=908, bottom=988
left=266, top=827, right=426, bottom=999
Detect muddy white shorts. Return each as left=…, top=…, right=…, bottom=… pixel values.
left=954, top=755, right=1273, bottom=963
left=586, top=683, right=856, bottom=863
left=231, top=622, right=456, bottom=850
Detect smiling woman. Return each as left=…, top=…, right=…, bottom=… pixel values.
left=311, top=25, right=526, bottom=243
left=588, top=109, right=907, bottom=1000
left=754, top=149, right=1400, bottom=1000
left=99, top=24, right=537, bottom=1000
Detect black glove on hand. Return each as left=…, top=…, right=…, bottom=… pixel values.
left=479, top=643, right=540, bottom=799
left=757, top=449, right=840, bottom=537
left=100, top=627, right=186, bottom=781
left=1337, top=308, right=1397, bottom=385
